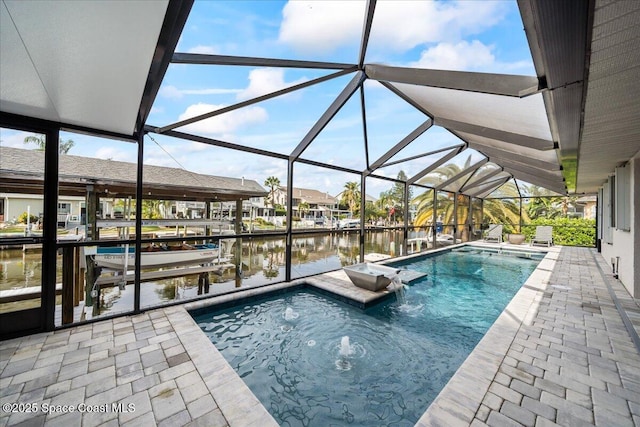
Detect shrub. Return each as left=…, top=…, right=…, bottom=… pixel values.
left=521, top=217, right=595, bottom=247
left=18, top=212, right=39, bottom=224
left=254, top=218, right=274, bottom=226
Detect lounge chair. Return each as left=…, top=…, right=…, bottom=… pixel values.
left=484, top=224, right=503, bottom=243
left=530, top=226, right=553, bottom=247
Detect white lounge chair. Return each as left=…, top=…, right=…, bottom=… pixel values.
left=484, top=224, right=503, bottom=243
left=530, top=226, right=553, bottom=247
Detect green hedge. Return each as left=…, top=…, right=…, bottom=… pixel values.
left=521, top=217, right=596, bottom=247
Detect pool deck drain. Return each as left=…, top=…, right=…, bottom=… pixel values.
left=1, top=246, right=639, bottom=427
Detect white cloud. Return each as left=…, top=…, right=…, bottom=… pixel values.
left=237, top=68, right=308, bottom=100
left=159, top=85, right=242, bottom=100
left=176, top=102, right=268, bottom=136
left=187, top=45, right=218, bottom=54
left=278, top=1, right=364, bottom=54
left=277, top=1, right=507, bottom=54
left=0, top=130, right=34, bottom=148
left=159, top=85, right=184, bottom=100
left=411, top=40, right=495, bottom=71
left=411, top=40, right=534, bottom=73
left=159, top=70, right=308, bottom=102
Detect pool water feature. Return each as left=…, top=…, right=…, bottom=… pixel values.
left=192, top=249, right=542, bottom=426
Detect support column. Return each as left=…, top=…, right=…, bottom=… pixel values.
left=453, top=192, right=458, bottom=244
left=235, top=199, right=243, bottom=287
left=42, top=127, right=59, bottom=331
left=359, top=173, right=366, bottom=262
left=85, top=187, right=100, bottom=240
left=74, top=246, right=81, bottom=306
left=403, top=182, right=409, bottom=255
left=432, top=190, right=437, bottom=249
left=205, top=200, right=212, bottom=238
left=285, top=161, right=294, bottom=282
left=84, top=188, right=97, bottom=313
left=62, top=247, right=74, bottom=325
left=134, top=133, right=144, bottom=312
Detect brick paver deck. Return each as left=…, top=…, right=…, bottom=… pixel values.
left=1, top=246, right=639, bottom=426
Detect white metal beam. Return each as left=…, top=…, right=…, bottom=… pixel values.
left=365, top=64, right=541, bottom=97
left=436, top=117, right=555, bottom=151
left=290, top=71, right=366, bottom=161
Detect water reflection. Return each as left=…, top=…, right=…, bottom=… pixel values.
left=1, top=231, right=416, bottom=317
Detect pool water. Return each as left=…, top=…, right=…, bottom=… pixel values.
left=192, top=250, right=541, bottom=426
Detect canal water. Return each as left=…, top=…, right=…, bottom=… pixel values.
left=1, top=231, right=410, bottom=319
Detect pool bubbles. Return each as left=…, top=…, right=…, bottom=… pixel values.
left=281, top=307, right=300, bottom=331
left=283, top=307, right=299, bottom=321
left=307, top=340, right=316, bottom=347
left=335, top=335, right=366, bottom=371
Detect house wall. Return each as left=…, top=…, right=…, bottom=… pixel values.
left=601, top=153, right=639, bottom=298
left=1, top=193, right=44, bottom=221
left=1, top=193, right=86, bottom=224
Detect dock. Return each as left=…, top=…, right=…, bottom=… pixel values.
left=95, top=263, right=234, bottom=287
left=0, top=284, right=63, bottom=303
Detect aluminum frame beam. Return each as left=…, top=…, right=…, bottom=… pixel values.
left=408, top=146, right=465, bottom=185
left=382, top=143, right=465, bottom=168
left=435, top=117, right=555, bottom=151
left=492, top=157, right=564, bottom=183
left=172, top=53, right=355, bottom=70
left=460, top=168, right=504, bottom=193
left=502, top=167, right=566, bottom=194
left=135, top=0, right=194, bottom=134
left=435, top=158, right=488, bottom=191
left=365, top=64, right=542, bottom=97
left=150, top=127, right=288, bottom=160
left=358, top=0, right=377, bottom=68
left=366, top=119, right=433, bottom=174
left=379, top=81, right=434, bottom=118
left=470, top=143, right=560, bottom=171
left=156, top=68, right=356, bottom=134
left=359, top=88, right=370, bottom=168
left=467, top=176, right=511, bottom=198
left=290, top=71, right=367, bottom=161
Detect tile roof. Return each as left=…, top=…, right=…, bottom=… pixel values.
left=0, top=147, right=266, bottom=198
left=280, top=187, right=336, bottom=204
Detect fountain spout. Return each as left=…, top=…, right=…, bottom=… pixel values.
left=392, top=275, right=406, bottom=305
left=283, top=307, right=298, bottom=321
left=339, top=336, right=351, bottom=357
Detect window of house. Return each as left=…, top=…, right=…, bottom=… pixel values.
left=616, top=163, right=631, bottom=231
left=57, top=202, right=71, bottom=214
left=609, top=175, right=615, bottom=229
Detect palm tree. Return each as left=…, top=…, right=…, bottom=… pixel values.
left=297, top=201, right=310, bottom=219
left=341, top=181, right=360, bottom=217
left=376, top=190, right=394, bottom=223
left=412, top=163, right=526, bottom=233
left=264, top=176, right=280, bottom=209
left=142, top=199, right=164, bottom=219
left=24, top=135, right=75, bottom=154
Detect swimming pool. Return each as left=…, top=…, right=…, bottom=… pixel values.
left=192, top=249, right=542, bottom=426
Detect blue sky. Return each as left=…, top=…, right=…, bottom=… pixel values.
left=1, top=0, right=535, bottom=198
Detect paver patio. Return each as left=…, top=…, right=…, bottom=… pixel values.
left=1, top=246, right=639, bottom=426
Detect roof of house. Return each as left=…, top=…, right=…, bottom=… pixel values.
left=334, top=191, right=378, bottom=203
left=0, top=147, right=266, bottom=201
left=279, top=187, right=337, bottom=204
